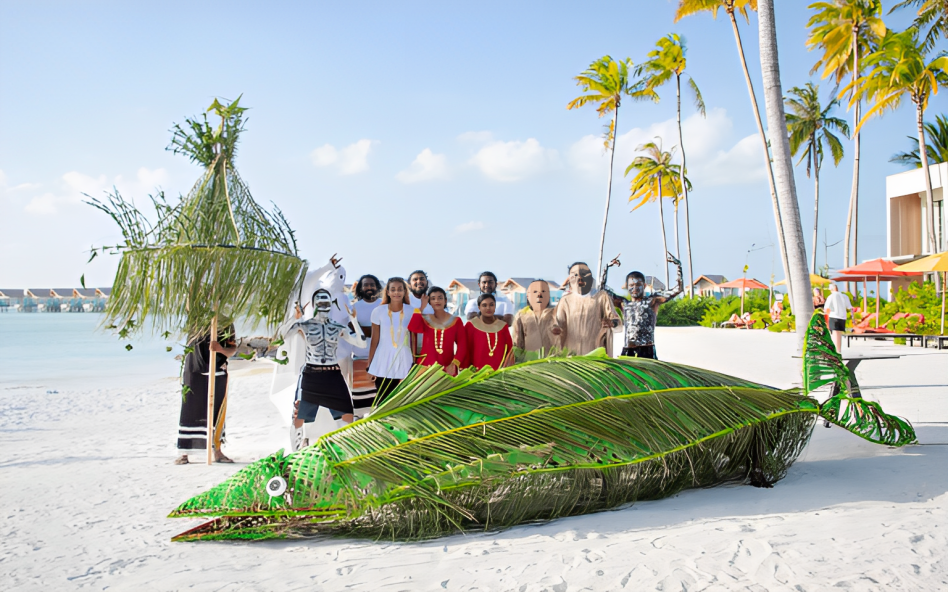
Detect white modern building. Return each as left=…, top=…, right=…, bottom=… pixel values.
left=886, top=162, right=946, bottom=293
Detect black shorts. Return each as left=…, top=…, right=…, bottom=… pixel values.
left=621, top=345, right=657, bottom=359
left=829, top=318, right=846, bottom=332
left=296, top=364, right=352, bottom=420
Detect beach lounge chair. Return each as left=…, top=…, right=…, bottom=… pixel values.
left=857, top=312, right=924, bottom=335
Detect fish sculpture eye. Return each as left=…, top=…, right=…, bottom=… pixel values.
left=266, top=476, right=287, bottom=497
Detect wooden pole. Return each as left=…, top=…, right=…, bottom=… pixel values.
left=206, top=315, right=217, bottom=465
left=875, top=277, right=880, bottom=329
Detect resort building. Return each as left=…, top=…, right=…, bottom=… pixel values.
left=0, top=289, right=24, bottom=312
left=689, top=275, right=729, bottom=298
left=887, top=162, right=946, bottom=294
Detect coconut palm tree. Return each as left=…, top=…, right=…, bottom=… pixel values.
left=806, top=0, right=886, bottom=273
left=891, top=0, right=947, bottom=51
left=891, top=114, right=948, bottom=167
left=674, top=0, right=795, bottom=309
left=626, top=140, right=691, bottom=287
left=849, top=28, right=948, bottom=260
left=758, top=0, right=816, bottom=344
left=567, top=56, right=636, bottom=288
left=634, top=34, right=706, bottom=297
left=785, top=82, right=850, bottom=272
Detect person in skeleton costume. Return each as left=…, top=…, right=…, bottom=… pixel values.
left=288, top=289, right=365, bottom=447
left=511, top=280, right=559, bottom=363
left=621, top=253, right=683, bottom=359
left=554, top=262, right=620, bottom=357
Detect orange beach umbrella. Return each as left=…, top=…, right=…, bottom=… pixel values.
left=835, top=258, right=923, bottom=328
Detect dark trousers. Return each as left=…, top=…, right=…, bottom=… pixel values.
left=621, top=345, right=657, bottom=359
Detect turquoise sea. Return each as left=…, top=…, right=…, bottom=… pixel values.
left=0, top=313, right=182, bottom=389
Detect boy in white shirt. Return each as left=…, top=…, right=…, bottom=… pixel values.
left=824, top=283, right=853, bottom=352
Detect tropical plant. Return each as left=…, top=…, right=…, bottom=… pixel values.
left=891, top=114, right=948, bottom=167
left=785, top=82, right=851, bottom=272
left=891, top=0, right=948, bottom=50
left=806, top=0, right=886, bottom=274
left=635, top=34, right=706, bottom=297
left=757, top=0, right=816, bottom=344
left=625, top=139, right=691, bottom=287
left=567, top=56, right=636, bottom=288
left=87, top=96, right=307, bottom=464
left=657, top=295, right=715, bottom=326
left=848, top=28, right=948, bottom=259
left=674, top=0, right=796, bottom=310
left=168, top=325, right=915, bottom=541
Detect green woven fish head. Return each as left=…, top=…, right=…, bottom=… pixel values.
left=169, top=448, right=341, bottom=541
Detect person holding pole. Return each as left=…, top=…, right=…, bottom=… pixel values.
left=174, top=325, right=238, bottom=465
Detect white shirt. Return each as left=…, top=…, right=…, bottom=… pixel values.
left=351, top=299, right=381, bottom=357
left=409, top=293, right=434, bottom=314
left=824, top=292, right=852, bottom=320
left=368, top=304, right=413, bottom=379
left=464, top=292, right=515, bottom=318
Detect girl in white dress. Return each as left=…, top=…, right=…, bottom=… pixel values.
left=367, top=277, right=414, bottom=404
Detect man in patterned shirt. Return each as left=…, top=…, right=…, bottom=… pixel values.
left=621, top=253, right=682, bottom=360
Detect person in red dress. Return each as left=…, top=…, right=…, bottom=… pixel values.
left=464, top=293, right=514, bottom=370
left=408, top=287, right=466, bottom=376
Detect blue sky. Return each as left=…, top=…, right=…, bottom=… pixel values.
left=0, top=1, right=936, bottom=291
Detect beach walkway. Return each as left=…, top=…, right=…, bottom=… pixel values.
left=2, top=328, right=946, bottom=591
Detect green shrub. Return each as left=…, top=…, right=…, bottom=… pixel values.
left=656, top=296, right=716, bottom=326
left=699, top=291, right=776, bottom=328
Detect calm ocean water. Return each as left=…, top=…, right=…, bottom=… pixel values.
left=0, top=313, right=182, bottom=389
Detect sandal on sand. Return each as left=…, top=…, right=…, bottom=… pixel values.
left=173, top=455, right=189, bottom=465
left=215, top=453, right=234, bottom=464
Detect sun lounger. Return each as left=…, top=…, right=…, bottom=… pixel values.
left=844, top=332, right=925, bottom=347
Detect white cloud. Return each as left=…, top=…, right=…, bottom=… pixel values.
left=457, top=131, right=493, bottom=144
left=469, top=138, right=559, bottom=182
left=395, top=148, right=449, bottom=183
left=454, top=220, right=484, bottom=234
left=310, top=139, right=377, bottom=175
left=2, top=168, right=169, bottom=216
left=567, top=108, right=765, bottom=187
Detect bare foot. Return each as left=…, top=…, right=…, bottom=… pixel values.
left=173, top=455, right=189, bottom=465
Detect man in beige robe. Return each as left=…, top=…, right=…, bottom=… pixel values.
left=512, top=280, right=558, bottom=362
left=554, top=262, right=620, bottom=357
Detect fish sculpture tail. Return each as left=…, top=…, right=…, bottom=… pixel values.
left=802, top=313, right=916, bottom=447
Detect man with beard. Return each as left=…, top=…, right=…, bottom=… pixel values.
left=407, top=270, right=435, bottom=314
left=622, top=253, right=682, bottom=359
left=554, top=262, right=620, bottom=357
left=464, top=271, right=515, bottom=325
left=350, top=274, right=383, bottom=414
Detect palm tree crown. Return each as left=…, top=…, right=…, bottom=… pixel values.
left=891, top=114, right=948, bottom=167
left=891, top=0, right=948, bottom=51
left=567, top=56, right=635, bottom=148
left=675, top=0, right=757, bottom=23
left=806, top=0, right=886, bottom=85
left=626, top=141, right=690, bottom=210
left=785, top=82, right=850, bottom=175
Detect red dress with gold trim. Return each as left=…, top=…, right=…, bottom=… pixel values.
left=464, top=317, right=513, bottom=370
left=408, top=313, right=467, bottom=369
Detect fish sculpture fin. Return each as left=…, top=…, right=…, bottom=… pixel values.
left=802, top=313, right=916, bottom=447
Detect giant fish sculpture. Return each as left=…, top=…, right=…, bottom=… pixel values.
left=170, top=315, right=915, bottom=541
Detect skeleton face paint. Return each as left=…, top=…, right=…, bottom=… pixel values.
left=527, top=281, right=550, bottom=312
left=312, top=290, right=333, bottom=318
left=569, top=264, right=594, bottom=296
left=627, top=276, right=646, bottom=299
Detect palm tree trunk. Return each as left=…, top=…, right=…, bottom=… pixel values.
left=758, top=0, right=814, bottom=347
left=728, top=8, right=795, bottom=310
left=917, top=101, right=942, bottom=293
left=843, top=26, right=861, bottom=279
left=658, top=173, right=670, bottom=288
left=596, top=108, right=619, bottom=290
left=676, top=74, right=695, bottom=298
left=812, top=157, right=820, bottom=273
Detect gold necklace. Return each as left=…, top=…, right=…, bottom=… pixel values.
left=486, top=330, right=498, bottom=357
left=433, top=327, right=445, bottom=354
left=388, top=308, right=404, bottom=348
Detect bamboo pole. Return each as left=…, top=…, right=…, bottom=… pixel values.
left=206, top=315, right=217, bottom=465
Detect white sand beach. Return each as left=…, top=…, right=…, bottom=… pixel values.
left=2, top=327, right=946, bottom=591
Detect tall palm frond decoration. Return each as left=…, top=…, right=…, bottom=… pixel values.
left=785, top=82, right=850, bottom=272
left=891, top=114, right=948, bottom=167
left=625, top=140, right=691, bottom=287
left=567, top=56, right=637, bottom=289
left=88, top=97, right=308, bottom=463
left=635, top=33, right=705, bottom=297
left=891, top=0, right=948, bottom=51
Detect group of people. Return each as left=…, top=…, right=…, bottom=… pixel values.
left=175, top=255, right=684, bottom=462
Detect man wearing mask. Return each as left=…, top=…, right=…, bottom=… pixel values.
left=554, top=262, right=620, bottom=357
left=511, top=279, right=559, bottom=362
left=464, top=271, right=514, bottom=325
